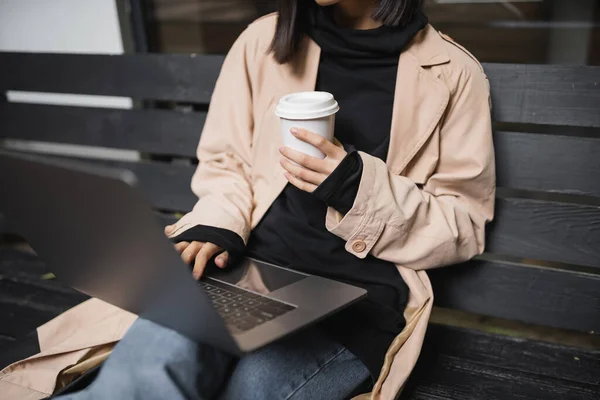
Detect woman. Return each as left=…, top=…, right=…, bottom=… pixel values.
left=1, top=0, right=494, bottom=399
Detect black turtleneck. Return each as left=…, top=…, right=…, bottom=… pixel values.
left=246, top=8, right=427, bottom=378
left=173, top=7, right=428, bottom=379
left=308, top=6, right=428, bottom=161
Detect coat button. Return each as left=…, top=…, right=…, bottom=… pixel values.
left=352, top=240, right=367, bottom=253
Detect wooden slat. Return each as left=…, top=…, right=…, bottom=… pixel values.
left=27, top=157, right=600, bottom=267
left=0, top=280, right=86, bottom=337
left=0, top=301, right=61, bottom=338
left=0, top=52, right=224, bottom=103
left=4, top=115, right=600, bottom=197
left=0, top=248, right=49, bottom=277
left=485, top=63, right=600, bottom=127
left=429, top=260, right=600, bottom=333
left=0, top=336, right=15, bottom=346
left=495, top=131, right=600, bottom=197
left=0, top=335, right=16, bottom=354
left=402, top=324, right=600, bottom=399
left=0, top=214, right=8, bottom=233
left=2, top=53, right=599, bottom=128
left=0, top=248, right=87, bottom=337
left=403, top=354, right=599, bottom=400
left=0, top=333, right=37, bottom=371
left=0, top=248, right=88, bottom=296
left=7, top=154, right=600, bottom=267
left=489, top=198, right=600, bottom=268
left=0, top=103, right=205, bottom=158
left=4, top=115, right=600, bottom=194
left=424, top=325, right=600, bottom=386
left=0, top=248, right=82, bottom=295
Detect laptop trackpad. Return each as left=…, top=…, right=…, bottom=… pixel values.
left=207, top=259, right=307, bottom=295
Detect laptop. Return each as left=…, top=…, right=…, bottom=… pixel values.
left=0, top=151, right=366, bottom=355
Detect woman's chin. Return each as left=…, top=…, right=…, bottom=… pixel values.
left=314, top=0, right=341, bottom=6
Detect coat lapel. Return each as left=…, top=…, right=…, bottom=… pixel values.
left=386, top=25, right=451, bottom=175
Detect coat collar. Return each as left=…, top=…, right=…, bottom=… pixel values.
left=406, top=24, right=450, bottom=67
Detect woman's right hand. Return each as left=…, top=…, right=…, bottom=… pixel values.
left=165, top=225, right=229, bottom=279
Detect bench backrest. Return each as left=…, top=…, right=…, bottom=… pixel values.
left=1, top=52, right=599, bottom=335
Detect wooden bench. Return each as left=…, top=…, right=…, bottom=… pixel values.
left=1, top=52, right=599, bottom=399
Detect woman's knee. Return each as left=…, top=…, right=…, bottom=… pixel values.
left=221, top=347, right=298, bottom=399
left=220, top=334, right=369, bottom=400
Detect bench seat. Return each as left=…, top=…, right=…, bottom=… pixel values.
left=1, top=247, right=598, bottom=399
left=403, top=325, right=600, bottom=400
left=1, top=52, right=599, bottom=399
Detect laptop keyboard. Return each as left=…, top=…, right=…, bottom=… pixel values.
left=199, top=279, right=295, bottom=333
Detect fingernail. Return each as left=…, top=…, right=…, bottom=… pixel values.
left=284, top=172, right=291, bottom=179
left=279, top=146, right=284, bottom=153
left=165, top=225, right=173, bottom=233
left=290, top=128, right=299, bottom=135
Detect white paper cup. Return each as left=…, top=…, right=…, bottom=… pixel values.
left=275, top=91, right=339, bottom=159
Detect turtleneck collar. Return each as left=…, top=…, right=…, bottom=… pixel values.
left=306, top=6, right=428, bottom=62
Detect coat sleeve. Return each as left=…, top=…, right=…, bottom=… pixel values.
left=324, top=66, right=495, bottom=270
left=167, top=29, right=255, bottom=243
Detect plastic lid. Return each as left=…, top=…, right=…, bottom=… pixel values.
left=275, top=91, right=339, bottom=120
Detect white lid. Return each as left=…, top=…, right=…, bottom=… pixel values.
left=275, top=91, right=339, bottom=120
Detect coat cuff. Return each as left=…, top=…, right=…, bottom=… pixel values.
left=167, top=199, right=251, bottom=244
left=325, top=152, right=385, bottom=258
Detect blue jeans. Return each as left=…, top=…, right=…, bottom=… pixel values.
left=58, top=318, right=370, bottom=400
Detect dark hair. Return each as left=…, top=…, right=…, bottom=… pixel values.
left=270, top=0, right=424, bottom=64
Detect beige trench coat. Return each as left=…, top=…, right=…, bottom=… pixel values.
left=0, top=13, right=495, bottom=400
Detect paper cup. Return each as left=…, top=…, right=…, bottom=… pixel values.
left=275, top=91, right=339, bottom=159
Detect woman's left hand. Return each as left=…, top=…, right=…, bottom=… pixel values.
left=279, top=128, right=347, bottom=193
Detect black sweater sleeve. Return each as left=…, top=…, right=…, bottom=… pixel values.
left=170, top=225, right=246, bottom=266
left=312, top=151, right=363, bottom=215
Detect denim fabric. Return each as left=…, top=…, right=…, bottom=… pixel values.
left=58, top=318, right=369, bottom=400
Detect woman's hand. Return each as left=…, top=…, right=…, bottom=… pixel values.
left=279, top=128, right=347, bottom=193
left=164, top=225, right=229, bottom=280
